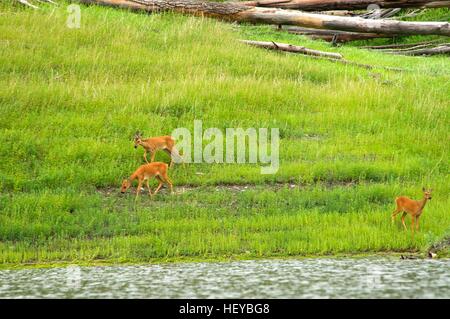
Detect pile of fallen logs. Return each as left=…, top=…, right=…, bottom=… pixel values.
left=240, top=40, right=344, bottom=59
left=238, top=40, right=407, bottom=70
left=278, top=26, right=397, bottom=43
left=15, top=0, right=450, bottom=57
left=240, top=0, right=450, bottom=11
left=242, top=0, right=450, bottom=47
left=361, top=40, right=450, bottom=55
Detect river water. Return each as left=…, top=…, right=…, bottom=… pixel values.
left=0, top=258, right=449, bottom=298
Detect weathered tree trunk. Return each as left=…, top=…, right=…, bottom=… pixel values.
left=308, top=33, right=394, bottom=42
left=75, top=0, right=450, bottom=36
left=359, top=8, right=402, bottom=19
left=424, top=1, right=450, bottom=7
left=240, top=0, right=449, bottom=11
left=281, top=26, right=396, bottom=42
left=360, top=40, right=450, bottom=55
left=240, top=39, right=344, bottom=58
left=382, top=42, right=448, bottom=51
left=361, top=40, right=439, bottom=49
left=16, top=0, right=57, bottom=8
left=17, top=0, right=39, bottom=8
left=240, top=40, right=408, bottom=71
left=390, top=44, right=450, bottom=55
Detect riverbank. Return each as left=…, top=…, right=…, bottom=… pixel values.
left=0, top=250, right=442, bottom=270
left=1, top=183, right=449, bottom=267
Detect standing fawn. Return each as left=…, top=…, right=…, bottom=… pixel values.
left=391, top=188, right=432, bottom=233
left=120, top=162, right=174, bottom=201
left=133, top=131, right=183, bottom=168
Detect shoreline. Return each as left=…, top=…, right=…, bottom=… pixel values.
left=0, top=250, right=440, bottom=271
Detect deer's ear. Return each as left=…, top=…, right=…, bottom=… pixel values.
left=422, top=187, right=426, bottom=192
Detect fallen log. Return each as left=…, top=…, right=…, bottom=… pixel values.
left=385, top=8, right=423, bottom=19
left=310, top=56, right=407, bottom=71
left=240, top=39, right=344, bottom=58
left=308, top=33, right=395, bottom=42
left=315, top=10, right=357, bottom=16
left=240, top=0, right=447, bottom=11
left=360, top=40, right=440, bottom=49
left=359, top=8, right=402, bottom=19
left=390, top=44, right=450, bottom=55
left=378, top=42, right=448, bottom=52
left=75, top=0, right=450, bottom=36
left=424, top=1, right=450, bottom=7
left=380, top=8, right=402, bottom=19
left=240, top=39, right=406, bottom=71
left=17, top=0, right=39, bottom=8
left=16, top=0, right=57, bottom=8
left=282, top=26, right=385, bottom=35
left=281, top=26, right=396, bottom=42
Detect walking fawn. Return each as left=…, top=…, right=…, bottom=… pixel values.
left=120, top=162, right=174, bottom=201
left=133, top=131, right=183, bottom=167
left=391, top=188, right=432, bottom=233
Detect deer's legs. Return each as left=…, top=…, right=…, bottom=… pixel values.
left=169, top=153, right=174, bottom=168
left=18, top=0, right=39, bottom=9
left=153, top=182, right=163, bottom=195
left=391, top=208, right=402, bottom=223
left=135, top=180, right=143, bottom=201
left=153, top=176, right=164, bottom=195
left=167, top=147, right=184, bottom=167
left=401, top=212, right=408, bottom=231
left=162, top=172, right=174, bottom=194
left=415, top=216, right=420, bottom=231
left=153, top=175, right=174, bottom=195
left=143, top=151, right=149, bottom=163
left=150, top=151, right=156, bottom=163
left=163, top=149, right=175, bottom=168
left=145, top=180, right=152, bottom=196
left=411, top=216, right=416, bottom=236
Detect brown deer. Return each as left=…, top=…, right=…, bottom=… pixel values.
left=391, top=188, right=432, bottom=233
left=133, top=131, right=183, bottom=168
left=120, top=162, right=174, bottom=201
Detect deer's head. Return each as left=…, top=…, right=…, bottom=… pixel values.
left=422, top=187, right=432, bottom=200
left=133, top=131, right=143, bottom=149
left=120, top=179, right=132, bottom=194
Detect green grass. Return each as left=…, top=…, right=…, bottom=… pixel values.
left=0, top=2, right=449, bottom=267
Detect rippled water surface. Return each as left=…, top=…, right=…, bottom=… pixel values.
left=1, top=258, right=449, bottom=298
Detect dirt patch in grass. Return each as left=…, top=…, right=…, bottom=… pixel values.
left=96, top=180, right=359, bottom=198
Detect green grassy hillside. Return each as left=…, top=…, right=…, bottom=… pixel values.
left=0, top=2, right=449, bottom=267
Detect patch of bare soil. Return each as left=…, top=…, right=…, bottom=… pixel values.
left=96, top=180, right=359, bottom=197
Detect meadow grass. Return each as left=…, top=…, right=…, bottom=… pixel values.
left=0, top=2, right=449, bottom=267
